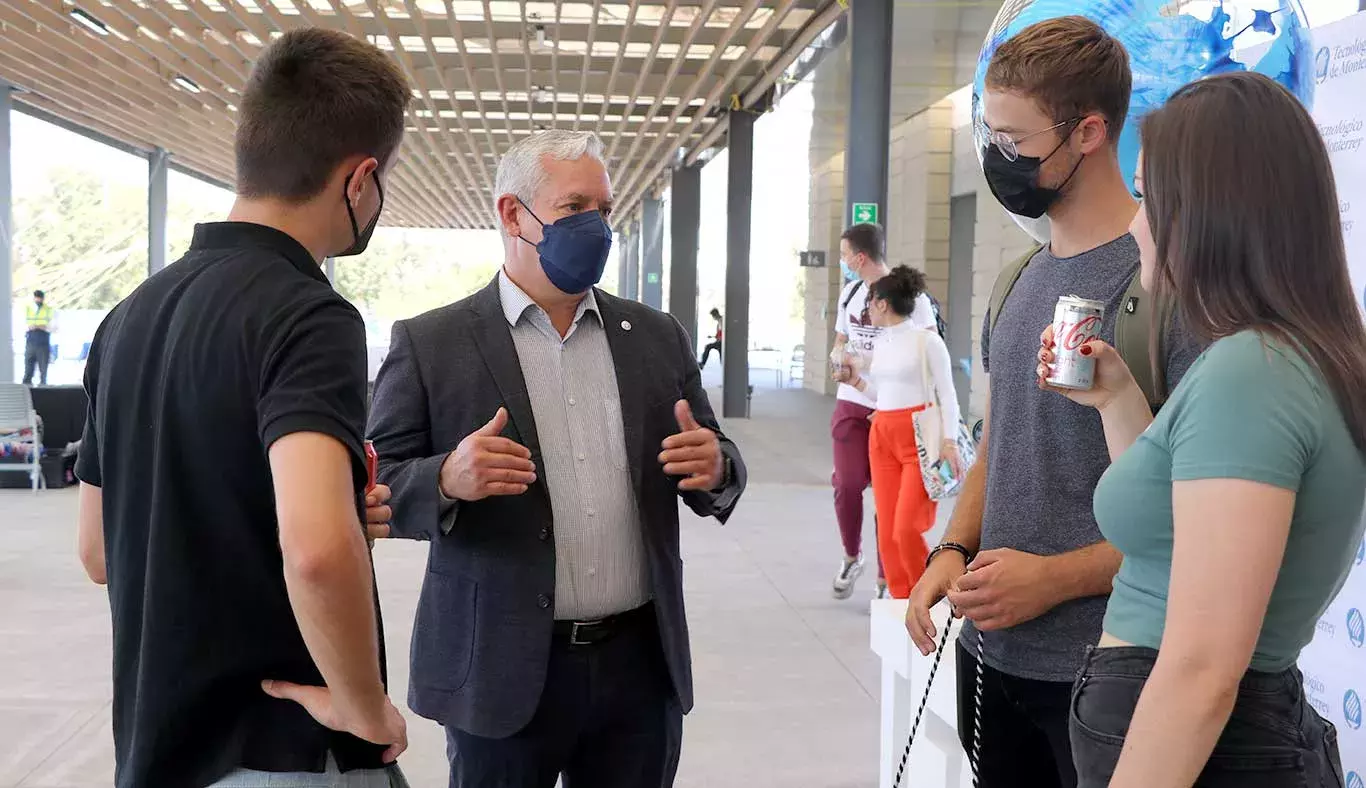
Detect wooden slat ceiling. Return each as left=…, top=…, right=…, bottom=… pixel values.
left=0, top=0, right=841, bottom=229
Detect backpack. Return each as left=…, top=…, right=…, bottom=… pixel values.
left=987, top=245, right=1176, bottom=409
left=843, top=280, right=949, bottom=342
left=925, top=293, right=949, bottom=342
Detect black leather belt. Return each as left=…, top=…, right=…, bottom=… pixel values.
left=552, top=604, right=653, bottom=647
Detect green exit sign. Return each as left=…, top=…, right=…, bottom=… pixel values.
left=646, top=272, right=660, bottom=284
left=851, top=203, right=879, bottom=225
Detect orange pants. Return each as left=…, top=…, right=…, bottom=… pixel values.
left=869, top=406, right=938, bottom=599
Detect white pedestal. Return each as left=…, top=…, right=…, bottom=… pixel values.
left=870, top=599, right=974, bottom=788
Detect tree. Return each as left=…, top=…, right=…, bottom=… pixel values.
left=12, top=168, right=151, bottom=309
left=333, top=228, right=505, bottom=320
left=11, top=167, right=210, bottom=310
left=11, top=167, right=507, bottom=324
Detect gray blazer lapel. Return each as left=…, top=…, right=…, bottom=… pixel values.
left=470, top=280, right=543, bottom=464
left=596, top=292, right=650, bottom=493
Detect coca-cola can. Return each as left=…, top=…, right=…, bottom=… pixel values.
left=1048, top=295, right=1105, bottom=390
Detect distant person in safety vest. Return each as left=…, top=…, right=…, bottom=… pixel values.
left=24, top=290, right=54, bottom=386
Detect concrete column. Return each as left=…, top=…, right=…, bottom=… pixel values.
left=640, top=198, right=664, bottom=309
left=624, top=222, right=641, bottom=301
left=885, top=100, right=954, bottom=299
left=668, top=163, right=702, bottom=346
left=0, top=87, right=12, bottom=383
left=722, top=110, right=755, bottom=418
left=843, top=0, right=893, bottom=230
left=148, top=147, right=169, bottom=276
left=803, top=150, right=846, bottom=396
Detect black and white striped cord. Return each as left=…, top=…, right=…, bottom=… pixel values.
left=893, top=613, right=985, bottom=788
left=970, top=626, right=984, bottom=786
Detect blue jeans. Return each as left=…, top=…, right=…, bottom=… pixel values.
left=1070, top=646, right=1344, bottom=787
left=208, top=754, right=408, bottom=787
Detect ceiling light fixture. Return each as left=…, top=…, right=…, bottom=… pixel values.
left=69, top=7, right=110, bottom=36
left=173, top=75, right=202, bottom=94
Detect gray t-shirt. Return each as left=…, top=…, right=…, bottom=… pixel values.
left=969, top=234, right=1200, bottom=682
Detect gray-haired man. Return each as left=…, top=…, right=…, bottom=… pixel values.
left=368, top=129, right=748, bottom=787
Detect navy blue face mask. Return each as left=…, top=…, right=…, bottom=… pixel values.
left=518, top=200, right=613, bottom=295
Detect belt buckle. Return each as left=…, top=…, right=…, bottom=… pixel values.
left=568, top=619, right=602, bottom=647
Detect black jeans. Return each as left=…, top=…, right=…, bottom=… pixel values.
left=444, top=606, right=682, bottom=788
left=1070, top=646, right=1344, bottom=788
left=956, top=642, right=1078, bottom=788
left=699, top=341, right=722, bottom=369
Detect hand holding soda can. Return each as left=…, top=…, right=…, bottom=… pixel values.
left=1046, top=295, right=1104, bottom=390
left=1037, top=296, right=1142, bottom=411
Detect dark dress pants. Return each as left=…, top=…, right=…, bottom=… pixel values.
left=445, top=606, right=682, bottom=788
left=23, top=332, right=50, bottom=386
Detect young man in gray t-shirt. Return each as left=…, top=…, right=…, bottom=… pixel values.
left=904, top=18, right=1199, bottom=788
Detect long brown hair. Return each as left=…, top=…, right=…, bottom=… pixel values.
left=1141, top=72, right=1366, bottom=451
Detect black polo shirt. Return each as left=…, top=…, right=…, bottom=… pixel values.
left=76, top=223, right=388, bottom=787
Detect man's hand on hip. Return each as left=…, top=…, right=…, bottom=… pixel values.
left=439, top=407, right=537, bottom=501
left=261, top=680, right=408, bottom=764
left=945, top=548, right=1057, bottom=632
left=659, top=400, right=723, bottom=492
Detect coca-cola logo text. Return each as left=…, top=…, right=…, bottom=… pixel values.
left=1058, top=315, right=1101, bottom=351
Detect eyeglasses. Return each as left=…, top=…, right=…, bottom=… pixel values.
left=974, top=116, right=1083, bottom=162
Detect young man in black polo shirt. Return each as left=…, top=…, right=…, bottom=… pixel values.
left=74, top=28, right=411, bottom=788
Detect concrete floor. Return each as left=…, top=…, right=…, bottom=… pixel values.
left=0, top=378, right=952, bottom=788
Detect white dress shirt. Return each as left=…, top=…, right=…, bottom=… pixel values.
left=498, top=271, right=651, bottom=620
left=863, top=319, right=960, bottom=435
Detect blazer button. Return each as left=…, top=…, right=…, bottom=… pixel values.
left=537, top=593, right=552, bottom=609
left=538, top=527, right=551, bottom=541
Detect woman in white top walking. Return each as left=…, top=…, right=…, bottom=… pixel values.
left=848, top=267, right=962, bottom=598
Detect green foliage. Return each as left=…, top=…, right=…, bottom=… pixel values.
left=13, top=167, right=154, bottom=309
left=332, top=228, right=505, bottom=321
left=10, top=167, right=507, bottom=322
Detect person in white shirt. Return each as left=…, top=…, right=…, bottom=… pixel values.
left=846, top=266, right=961, bottom=599
left=830, top=224, right=936, bottom=599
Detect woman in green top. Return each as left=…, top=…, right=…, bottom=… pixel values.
left=1036, top=72, right=1366, bottom=787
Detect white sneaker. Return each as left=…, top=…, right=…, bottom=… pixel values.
left=832, top=554, right=866, bottom=599
left=874, top=582, right=890, bottom=600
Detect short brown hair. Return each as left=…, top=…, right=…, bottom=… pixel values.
left=986, top=16, right=1130, bottom=141
left=236, top=28, right=410, bottom=201
left=841, top=223, right=884, bottom=262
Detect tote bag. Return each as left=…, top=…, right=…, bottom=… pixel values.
left=910, top=331, right=976, bottom=501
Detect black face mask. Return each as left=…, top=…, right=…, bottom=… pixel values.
left=337, top=171, right=384, bottom=257
left=982, top=127, right=1084, bottom=219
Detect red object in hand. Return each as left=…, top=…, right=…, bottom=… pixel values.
left=364, top=440, right=378, bottom=493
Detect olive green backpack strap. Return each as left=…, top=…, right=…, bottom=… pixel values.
left=1114, top=270, right=1176, bottom=410
left=988, top=244, right=1044, bottom=337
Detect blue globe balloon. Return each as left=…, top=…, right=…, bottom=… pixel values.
left=973, top=0, right=1315, bottom=237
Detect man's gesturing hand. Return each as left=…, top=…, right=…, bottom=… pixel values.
left=439, top=407, right=537, bottom=501
left=659, top=400, right=723, bottom=491
left=944, top=548, right=1057, bottom=632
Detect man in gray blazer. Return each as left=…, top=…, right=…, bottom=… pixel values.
left=367, top=129, right=747, bottom=787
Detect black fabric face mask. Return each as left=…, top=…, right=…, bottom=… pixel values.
left=337, top=171, right=384, bottom=257
left=982, top=129, right=1084, bottom=220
